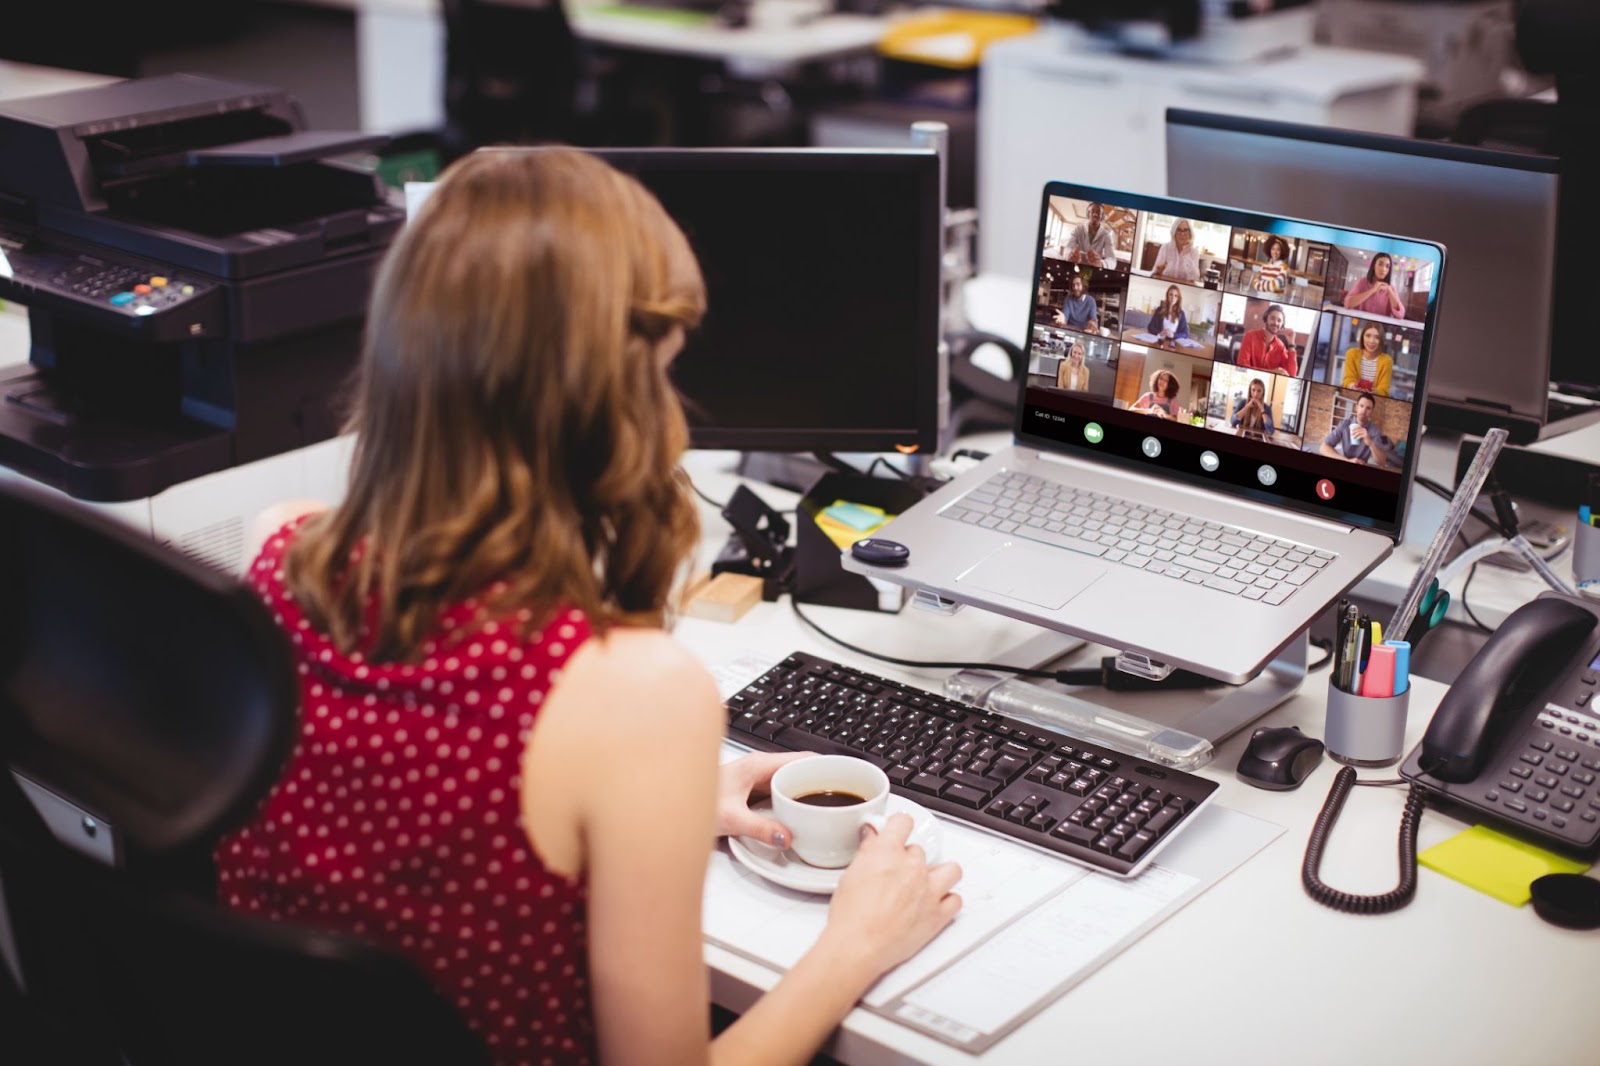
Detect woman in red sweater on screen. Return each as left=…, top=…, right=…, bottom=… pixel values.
left=217, top=148, right=961, bottom=1066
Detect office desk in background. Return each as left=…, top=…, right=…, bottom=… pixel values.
left=321, top=0, right=890, bottom=133
left=676, top=450, right=1596, bottom=1066
left=977, top=29, right=1426, bottom=279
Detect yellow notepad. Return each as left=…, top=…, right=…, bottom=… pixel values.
left=1418, top=825, right=1589, bottom=906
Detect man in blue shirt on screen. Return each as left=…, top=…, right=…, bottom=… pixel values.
left=1054, top=273, right=1100, bottom=333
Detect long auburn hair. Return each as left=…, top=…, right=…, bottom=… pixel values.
left=1235, top=377, right=1268, bottom=435
left=286, top=148, right=706, bottom=662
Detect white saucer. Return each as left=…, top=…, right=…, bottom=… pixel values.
left=726, top=794, right=943, bottom=895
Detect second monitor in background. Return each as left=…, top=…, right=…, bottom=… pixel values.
left=583, top=147, right=943, bottom=463
left=1165, top=108, right=1595, bottom=444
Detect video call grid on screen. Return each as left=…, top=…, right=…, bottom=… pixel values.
left=1019, top=182, right=1445, bottom=534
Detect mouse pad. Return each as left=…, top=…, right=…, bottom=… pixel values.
left=956, top=545, right=1100, bottom=610
left=1418, top=825, right=1589, bottom=907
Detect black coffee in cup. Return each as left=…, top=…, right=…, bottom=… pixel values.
left=794, top=789, right=868, bottom=808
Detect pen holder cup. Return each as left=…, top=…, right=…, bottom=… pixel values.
left=1324, top=682, right=1410, bottom=768
left=1574, top=520, right=1600, bottom=585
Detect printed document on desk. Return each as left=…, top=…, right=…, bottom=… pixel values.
left=707, top=734, right=1282, bottom=1053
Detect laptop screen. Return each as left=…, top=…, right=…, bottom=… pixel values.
left=1016, top=181, right=1445, bottom=537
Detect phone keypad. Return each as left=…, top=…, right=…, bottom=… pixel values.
left=1474, top=707, right=1600, bottom=844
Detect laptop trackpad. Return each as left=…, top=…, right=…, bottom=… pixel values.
left=958, top=545, right=1101, bottom=610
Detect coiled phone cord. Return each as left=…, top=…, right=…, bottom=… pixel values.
left=1301, top=766, right=1428, bottom=914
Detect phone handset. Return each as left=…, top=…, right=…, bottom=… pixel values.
left=1418, top=597, right=1596, bottom=782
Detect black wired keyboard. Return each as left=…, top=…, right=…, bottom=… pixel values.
left=726, top=651, right=1219, bottom=877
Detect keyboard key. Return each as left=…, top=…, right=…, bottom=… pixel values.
left=943, top=783, right=988, bottom=808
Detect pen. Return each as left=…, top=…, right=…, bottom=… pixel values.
left=1339, top=602, right=1362, bottom=692
left=1333, top=597, right=1351, bottom=689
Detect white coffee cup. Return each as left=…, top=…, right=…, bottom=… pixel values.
left=771, top=755, right=891, bottom=868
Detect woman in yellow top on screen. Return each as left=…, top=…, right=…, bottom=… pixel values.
left=1250, top=236, right=1291, bottom=295
left=1057, top=340, right=1090, bottom=391
left=1341, top=322, right=1394, bottom=396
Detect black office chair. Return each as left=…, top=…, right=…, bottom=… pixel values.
left=0, top=479, right=490, bottom=1066
left=945, top=328, right=1028, bottom=441
left=440, top=0, right=583, bottom=158
left=1452, top=1, right=1597, bottom=398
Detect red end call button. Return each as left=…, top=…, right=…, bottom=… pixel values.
left=1315, top=479, right=1336, bottom=501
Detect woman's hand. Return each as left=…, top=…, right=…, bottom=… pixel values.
left=716, top=751, right=815, bottom=847
left=821, top=815, right=963, bottom=978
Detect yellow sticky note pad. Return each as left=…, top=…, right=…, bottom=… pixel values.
left=1418, top=825, right=1589, bottom=906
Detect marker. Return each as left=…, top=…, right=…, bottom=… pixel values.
left=1361, top=644, right=1398, bottom=699
left=1383, top=638, right=1411, bottom=695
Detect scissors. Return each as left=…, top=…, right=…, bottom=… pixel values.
left=1404, top=578, right=1449, bottom=647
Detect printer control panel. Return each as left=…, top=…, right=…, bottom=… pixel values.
left=0, top=229, right=225, bottom=342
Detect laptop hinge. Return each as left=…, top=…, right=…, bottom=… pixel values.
left=1031, top=448, right=1357, bottom=536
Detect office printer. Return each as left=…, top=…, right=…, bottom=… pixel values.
left=0, top=73, right=401, bottom=504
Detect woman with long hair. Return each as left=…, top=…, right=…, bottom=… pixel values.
left=1145, top=284, right=1190, bottom=343
left=217, top=148, right=961, bottom=1066
left=1342, top=252, right=1406, bottom=317
left=1341, top=322, right=1394, bottom=396
left=1228, top=376, right=1276, bottom=439
left=1057, top=339, right=1090, bottom=391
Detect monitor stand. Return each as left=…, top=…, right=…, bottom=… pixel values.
left=979, top=629, right=1310, bottom=757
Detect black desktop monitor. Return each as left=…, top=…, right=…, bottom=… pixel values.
left=1164, top=108, right=1589, bottom=444
left=583, top=147, right=943, bottom=455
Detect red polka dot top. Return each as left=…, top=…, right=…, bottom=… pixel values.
left=217, top=519, right=598, bottom=1065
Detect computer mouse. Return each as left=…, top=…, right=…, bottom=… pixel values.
left=1236, top=725, right=1325, bottom=791
left=850, top=538, right=909, bottom=567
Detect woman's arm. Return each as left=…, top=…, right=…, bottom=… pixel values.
left=1376, top=357, right=1393, bottom=396
left=1385, top=285, right=1405, bottom=317
left=1342, top=281, right=1371, bottom=310
left=526, top=633, right=958, bottom=1066
left=1341, top=349, right=1359, bottom=388
left=1175, top=311, right=1190, bottom=340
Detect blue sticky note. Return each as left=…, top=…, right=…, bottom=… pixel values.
left=822, top=500, right=887, bottom=532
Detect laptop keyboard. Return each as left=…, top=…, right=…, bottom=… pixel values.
left=726, top=651, right=1219, bottom=877
left=939, top=470, right=1336, bottom=607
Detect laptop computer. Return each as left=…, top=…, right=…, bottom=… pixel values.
left=843, top=180, right=1445, bottom=684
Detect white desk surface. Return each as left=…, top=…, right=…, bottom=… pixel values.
left=323, top=0, right=889, bottom=65
left=676, top=449, right=1598, bottom=1066
left=0, top=60, right=119, bottom=101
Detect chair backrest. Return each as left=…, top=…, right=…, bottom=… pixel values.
left=0, top=479, right=490, bottom=1065
left=442, top=0, right=580, bottom=153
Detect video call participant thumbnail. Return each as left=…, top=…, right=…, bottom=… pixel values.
left=1342, top=321, right=1393, bottom=396
left=1054, top=272, right=1100, bottom=332
left=1318, top=390, right=1402, bottom=470
left=1236, top=302, right=1301, bottom=377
